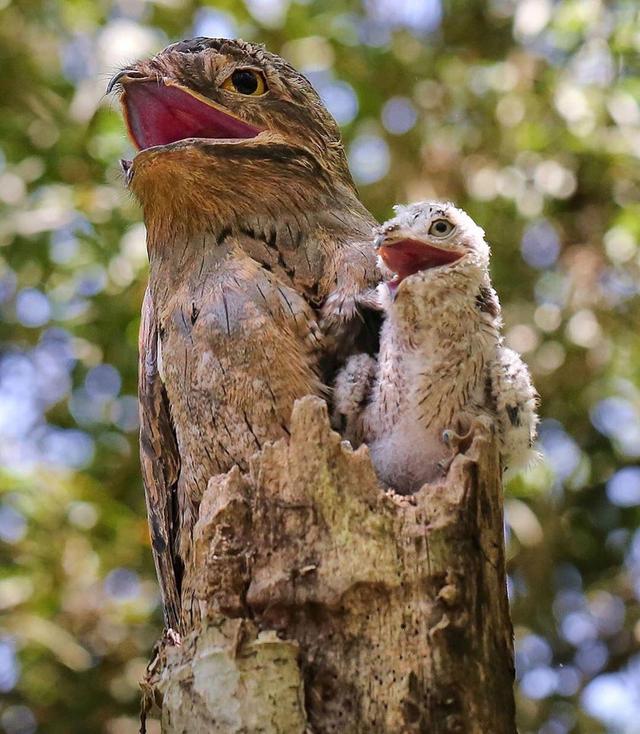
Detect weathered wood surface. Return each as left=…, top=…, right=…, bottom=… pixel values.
left=146, top=396, right=516, bottom=733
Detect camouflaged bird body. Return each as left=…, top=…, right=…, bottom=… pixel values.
left=145, top=209, right=376, bottom=627
left=148, top=232, right=321, bottom=563
left=338, top=271, right=501, bottom=493
left=113, top=38, right=379, bottom=631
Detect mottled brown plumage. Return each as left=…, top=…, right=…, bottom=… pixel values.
left=110, top=38, right=378, bottom=631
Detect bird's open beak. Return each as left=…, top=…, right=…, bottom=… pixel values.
left=106, top=69, right=147, bottom=94
left=107, top=73, right=262, bottom=151
left=376, top=235, right=464, bottom=282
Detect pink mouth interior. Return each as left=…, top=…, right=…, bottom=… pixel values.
left=379, top=239, right=463, bottom=284
left=123, top=82, right=261, bottom=150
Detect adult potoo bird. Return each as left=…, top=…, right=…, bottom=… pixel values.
left=108, top=38, right=378, bottom=631
left=334, top=201, right=538, bottom=494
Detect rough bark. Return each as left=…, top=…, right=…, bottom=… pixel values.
left=144, top=396, right=516, bottom=733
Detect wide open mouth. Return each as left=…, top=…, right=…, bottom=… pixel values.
left=122, top=80, right=262, bottom=151
left=379, top=238, right=463, bottom=286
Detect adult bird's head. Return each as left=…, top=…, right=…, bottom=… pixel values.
left=108, top=38, right=356, bottom=229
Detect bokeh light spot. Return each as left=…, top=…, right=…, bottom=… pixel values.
left=538, top=420, right=581, bottom=481
left=0, top=705, right=36, bottom=734
left=348, top=134, right=390, bottom=185
left=85, top=364, right=122, bottom=399
left=381, top=97, right=417, bottom=134
left=581, top=669, right=640, bottom=730
left=16, top=289, right=51, bottom=328
left=606, top=467, right=640, bottom=507
left=104, top=568, right=141, bottom=602
left=0, top=507, right=27, bottom=545
left=521, top=220, right=560, bottom=269
left=316, top=80, right=359, bottom=126
left=520, top=667, right=558, bottom=699
left=0, top=637, right=19, bottom=693
left=192, top=9, right=236, bottom=38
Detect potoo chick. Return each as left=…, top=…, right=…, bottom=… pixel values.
left=109, top=38, right=379, bottom=632
left=334, top=201, right=538, bottom=494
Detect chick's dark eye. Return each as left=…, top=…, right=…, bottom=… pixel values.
left=223, top=69, right=267, bottom=96
left=429, top=219, right=454, bottom=237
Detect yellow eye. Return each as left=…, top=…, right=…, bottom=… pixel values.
left=428, top=219, right=454, bottom=237
left=222, top=69, right=267, bottom=96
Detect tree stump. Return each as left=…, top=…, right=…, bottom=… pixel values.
left=145, top=396, right=516, bottom=733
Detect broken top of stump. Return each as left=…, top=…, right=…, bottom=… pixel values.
left=154, top=396, right=515, bottom=734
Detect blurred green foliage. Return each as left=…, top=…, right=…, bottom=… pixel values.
left=0, top=0, right=639, bottom=732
